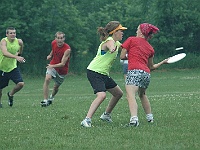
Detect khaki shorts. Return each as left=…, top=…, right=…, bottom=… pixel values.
left=46, top=68, right=65, bottom=85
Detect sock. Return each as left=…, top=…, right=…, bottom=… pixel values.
left=146, top=114, right=153, bottom=120
left=85, top=117, right=91, bottom=122
left=104, top=112, right=110, bottom=115
left=130, top=116, right=138, bottom=122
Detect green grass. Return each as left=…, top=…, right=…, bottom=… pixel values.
left=0, top=69, right=199, bottom=150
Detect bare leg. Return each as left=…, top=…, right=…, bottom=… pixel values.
left=124, top=74, right=127, bottom=81
left=43, top=74, right=52, bottom=100
left=105, top=85, right=123, bottom=113
left=126, top=85, right=139, bottom=117
left=138, top=88, right=151, bottom=114
left=86, top=92, right=106, bottom=118
left=9, top=82, right=24, bottom=96
left=0, top=89, right=2, bottom=104
left=51, top=84, right=59, bottom=97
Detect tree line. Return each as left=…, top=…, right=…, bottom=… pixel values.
left=0, top=0, right=199, bottom=74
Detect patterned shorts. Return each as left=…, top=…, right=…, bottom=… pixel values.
left=126, top=69, right=151, bottom=89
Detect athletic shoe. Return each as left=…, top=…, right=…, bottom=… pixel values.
left=129, top=116, right=139, bottom=127
left=0, top=103, right=2, bottom=108
left=7, top=92, right=13, bottom=107
left=124, top=121, right=139, bottom=127
left=40, top=100, right=50, bottom=107
left=81, top=118, right=92, bottom=127
left=129, top=120, right=139, bottom=127
left=48, top=95, right=54, bottom=105
left=47, top=100, right=52, bottom=105
left=146, top=114, right=154, bottom=123
left=100, top=112, right=113, bottom=122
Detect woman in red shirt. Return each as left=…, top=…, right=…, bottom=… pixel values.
left=120, top=23, right=168, bottom=126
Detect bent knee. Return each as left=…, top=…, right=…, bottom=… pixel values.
left=17, top=82, right=24, bottom=87
left=97, top=92, right=106, bottom=100
left=115, top=90, right=123, bottom=99
left=119, top=90, right=123, bottom=97
left=45, top=76, right=52, bottom=82
left=53, top=85, right=59, bottom=90
left=138, top=92, right=146, bottom=99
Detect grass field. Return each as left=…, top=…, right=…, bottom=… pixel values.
left=0, top=69, right=199, bottom=150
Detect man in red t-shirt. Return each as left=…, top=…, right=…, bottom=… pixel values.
left=120, top=23, right=168, bottom=126
left=41, top=31, right=71, bottom=107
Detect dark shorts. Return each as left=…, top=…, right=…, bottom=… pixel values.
left=87, top=69, right=117, bottom=94
left=122, top=63, right=128, bottom=75
left=0, top=68, right=23, bottom=89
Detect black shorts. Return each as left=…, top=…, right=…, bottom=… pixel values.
left=0, top=68, right=23, bottom=89
left=87, top=69, right=117, bottom=94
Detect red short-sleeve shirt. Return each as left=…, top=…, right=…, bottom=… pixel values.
left=121, top=37, right=154, bottom=73
left=50, top=40, right=71, bottom=75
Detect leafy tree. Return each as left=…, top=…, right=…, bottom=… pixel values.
left=0, top=0, right=199, bottom=74
left=153, top=0, right=200, bottom=55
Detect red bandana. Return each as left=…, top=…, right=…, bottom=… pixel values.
left=140, top=23, right=159, bottom=38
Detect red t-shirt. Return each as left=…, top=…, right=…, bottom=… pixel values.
left=121, top=37, right=154, bottom=73
left=50, top=40, right=71, bottom=75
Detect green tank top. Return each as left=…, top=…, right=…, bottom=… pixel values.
left=0, top=37, right=20, bottom=72
left=87, top=37, right=121, bottom=76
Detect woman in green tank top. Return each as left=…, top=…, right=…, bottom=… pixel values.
left=81, top=21, right=127, bottom=127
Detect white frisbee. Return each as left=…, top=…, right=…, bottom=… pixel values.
left=175, top=47, right=183, bottom=51
left=167, top=53, right=186, bottom=63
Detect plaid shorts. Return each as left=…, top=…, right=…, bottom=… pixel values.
left=126, top=69, right=150, bottom=89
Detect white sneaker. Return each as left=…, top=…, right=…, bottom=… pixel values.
left=81, top=118, right=92, bottom=127
left=48, top=95, right=54, bottom=105
left=129, top=116, right=139, bottom=127
left=146, top=114, right=154, bottom=123
left=100, top=112, right=113, bottom=122
left=40, top=99, right=49, bottom=107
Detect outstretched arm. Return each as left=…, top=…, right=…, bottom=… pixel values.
left=47, top=49, right=71, bottom=68
left=1, top=39, right=25, bottom=63
left=105, top=40, right=117, bottom=53
left=148, top=56, right=168, bottom=71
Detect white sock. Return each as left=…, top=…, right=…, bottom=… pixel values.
left=50, top=94, right=54, bottom=98
left=146, top=114, right=153, bottom=120
left=130, top=116, right=138, bottom=122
